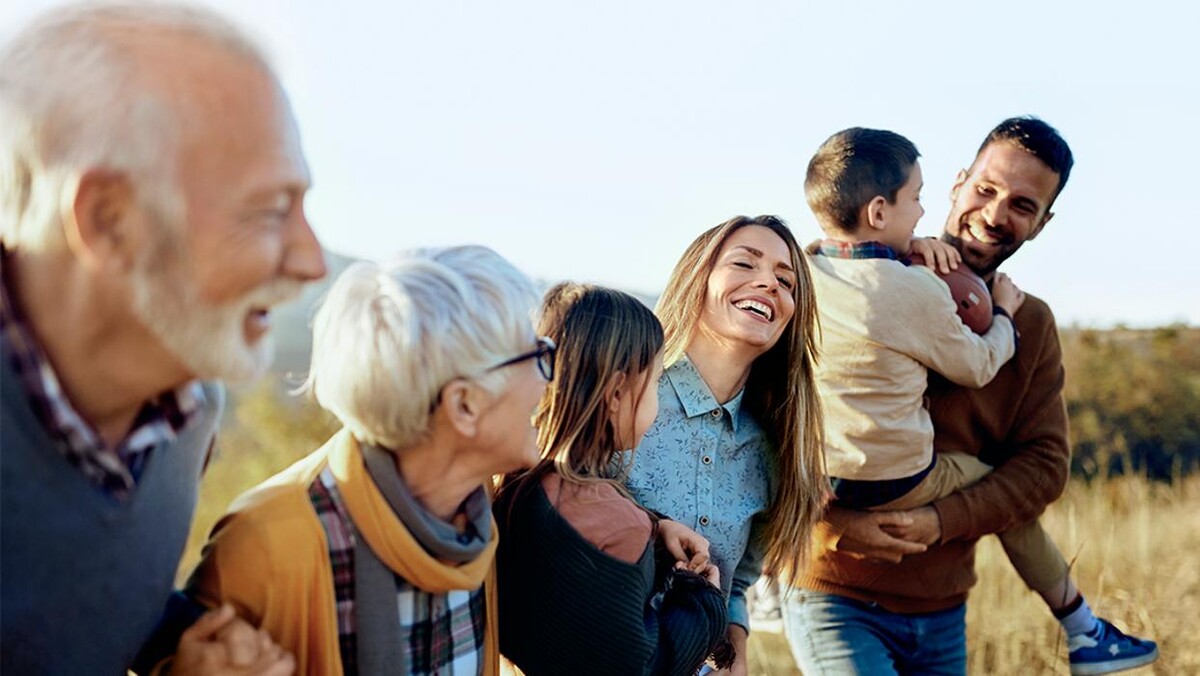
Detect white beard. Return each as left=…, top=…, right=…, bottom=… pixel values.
left=129, top=240, right=302, bottom=383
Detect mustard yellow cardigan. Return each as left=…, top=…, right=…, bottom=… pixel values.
left=187, top=430, right=499, bottom=675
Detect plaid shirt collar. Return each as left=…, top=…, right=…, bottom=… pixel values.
left=815, top=239, right=906, bottom=262
left=0, top=247, right=205, bottom=499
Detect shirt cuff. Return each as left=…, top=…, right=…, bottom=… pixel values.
left=993, top=306, right=1020, bottom=353
left=932, top=491, right=971, bottom=543
left=727, top=592, right=749, bottom=633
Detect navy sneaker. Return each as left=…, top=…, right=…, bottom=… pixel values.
left=1068, top=618, right=1159, bottom=675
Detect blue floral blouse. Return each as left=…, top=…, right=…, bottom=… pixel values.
left=624, top=357, right=774, bottom=630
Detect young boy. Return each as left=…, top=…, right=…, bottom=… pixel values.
left=798, top=127, right=1157, bottom=675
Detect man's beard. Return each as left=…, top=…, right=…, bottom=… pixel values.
left=940, top=231, right=1019, bottom=279
left=130, top=233, right=303, bottom=383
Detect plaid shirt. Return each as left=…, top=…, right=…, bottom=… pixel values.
left=816, top=239, right=904, bottom=261
left=309, top=467, right=487, bottom=676
left=0, top=251, right=205, bottom=500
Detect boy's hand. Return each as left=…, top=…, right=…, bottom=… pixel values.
left=909, top=237, right=961, bottom=274
left=992, top=272, right=1026, bottom=316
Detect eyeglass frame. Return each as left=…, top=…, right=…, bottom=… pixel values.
left=429, top=336, right=556, bottom=412
left=489, top=335, right=556, bottom=381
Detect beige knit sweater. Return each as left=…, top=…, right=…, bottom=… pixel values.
left=802, top=294, right=1069, bottom=613
left=807, top=253, right=1015, bottom=481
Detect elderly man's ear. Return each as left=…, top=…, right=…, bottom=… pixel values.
left=64, top=169, right=146, bottom=272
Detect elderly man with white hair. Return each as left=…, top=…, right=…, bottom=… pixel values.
left=185, top=246, right=548, bottom=675
left=0, top=2, right=325, bottom=673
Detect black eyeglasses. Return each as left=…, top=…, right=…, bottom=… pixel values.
left=430, top=337, right=557, bottom=412
left=490, top=336, right=556, bottom=381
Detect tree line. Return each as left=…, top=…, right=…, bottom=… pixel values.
left=1062, top=325, right=1200, bottom=481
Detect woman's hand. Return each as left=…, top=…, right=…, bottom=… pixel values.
left=710, top=624, right=748, bottom=675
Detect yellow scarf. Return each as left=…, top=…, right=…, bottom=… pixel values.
left=329, top=430, right=500, bottom=675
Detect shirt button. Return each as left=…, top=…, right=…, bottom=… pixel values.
left=710, top=409, right=721, bottom=418
left=699, top=515, right=710, bottom=526
left=702, top=455, right=712, bottom=465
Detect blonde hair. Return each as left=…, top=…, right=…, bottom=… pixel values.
left=529, top=283, right=663, bottom=490
left=304, top=246, right=538, bottom=451
left=656, top=215, right=827, bottom=582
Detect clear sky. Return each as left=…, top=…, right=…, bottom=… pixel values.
left=5, top=0, right=1198, bottom=326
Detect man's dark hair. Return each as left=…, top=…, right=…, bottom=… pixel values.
left=805, top=128, right=920, bottom=235
left=978, top=116, right=1074, bottom=202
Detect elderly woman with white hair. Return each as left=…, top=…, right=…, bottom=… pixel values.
left=185, top=245, right=550, bottom=675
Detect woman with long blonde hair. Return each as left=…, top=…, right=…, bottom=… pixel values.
left=626, top=215, right=827, bottom=674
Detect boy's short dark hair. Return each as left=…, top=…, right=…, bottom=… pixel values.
left=978, top=116, right=1074, bottom=204
left=805, top=128, right=920, bottom=235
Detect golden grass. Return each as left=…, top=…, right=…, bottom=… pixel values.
left=747, top=477, right=1199, bottom=675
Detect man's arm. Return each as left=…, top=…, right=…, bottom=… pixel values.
left=931, top=303, right=1071, bottom=543
left=130, top=592, right=208, bottom=673
left=131, top=594, right=294, bottom=676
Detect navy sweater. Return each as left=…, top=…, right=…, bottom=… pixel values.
left=1, top=344, right=223, bottom=674
left=495, top=480, right=729, bottom=676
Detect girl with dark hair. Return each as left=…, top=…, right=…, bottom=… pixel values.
left=495, top=282, right=732, bottom=676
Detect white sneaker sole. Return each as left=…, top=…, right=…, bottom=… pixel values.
left=1070, top=646, right=1159, bottom=675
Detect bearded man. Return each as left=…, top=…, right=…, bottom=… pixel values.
left=1, top=2, right=326, bottom=673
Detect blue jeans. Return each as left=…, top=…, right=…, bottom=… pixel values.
left=781, top=589, right=967, bottom=675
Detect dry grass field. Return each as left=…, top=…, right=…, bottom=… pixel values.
left=179, top=387, right=1198, bottom=676
left=746, top=477, right=1199, bottom=675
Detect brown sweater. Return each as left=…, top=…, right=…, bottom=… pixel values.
left=800, top=294, right=1070, bottom=613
